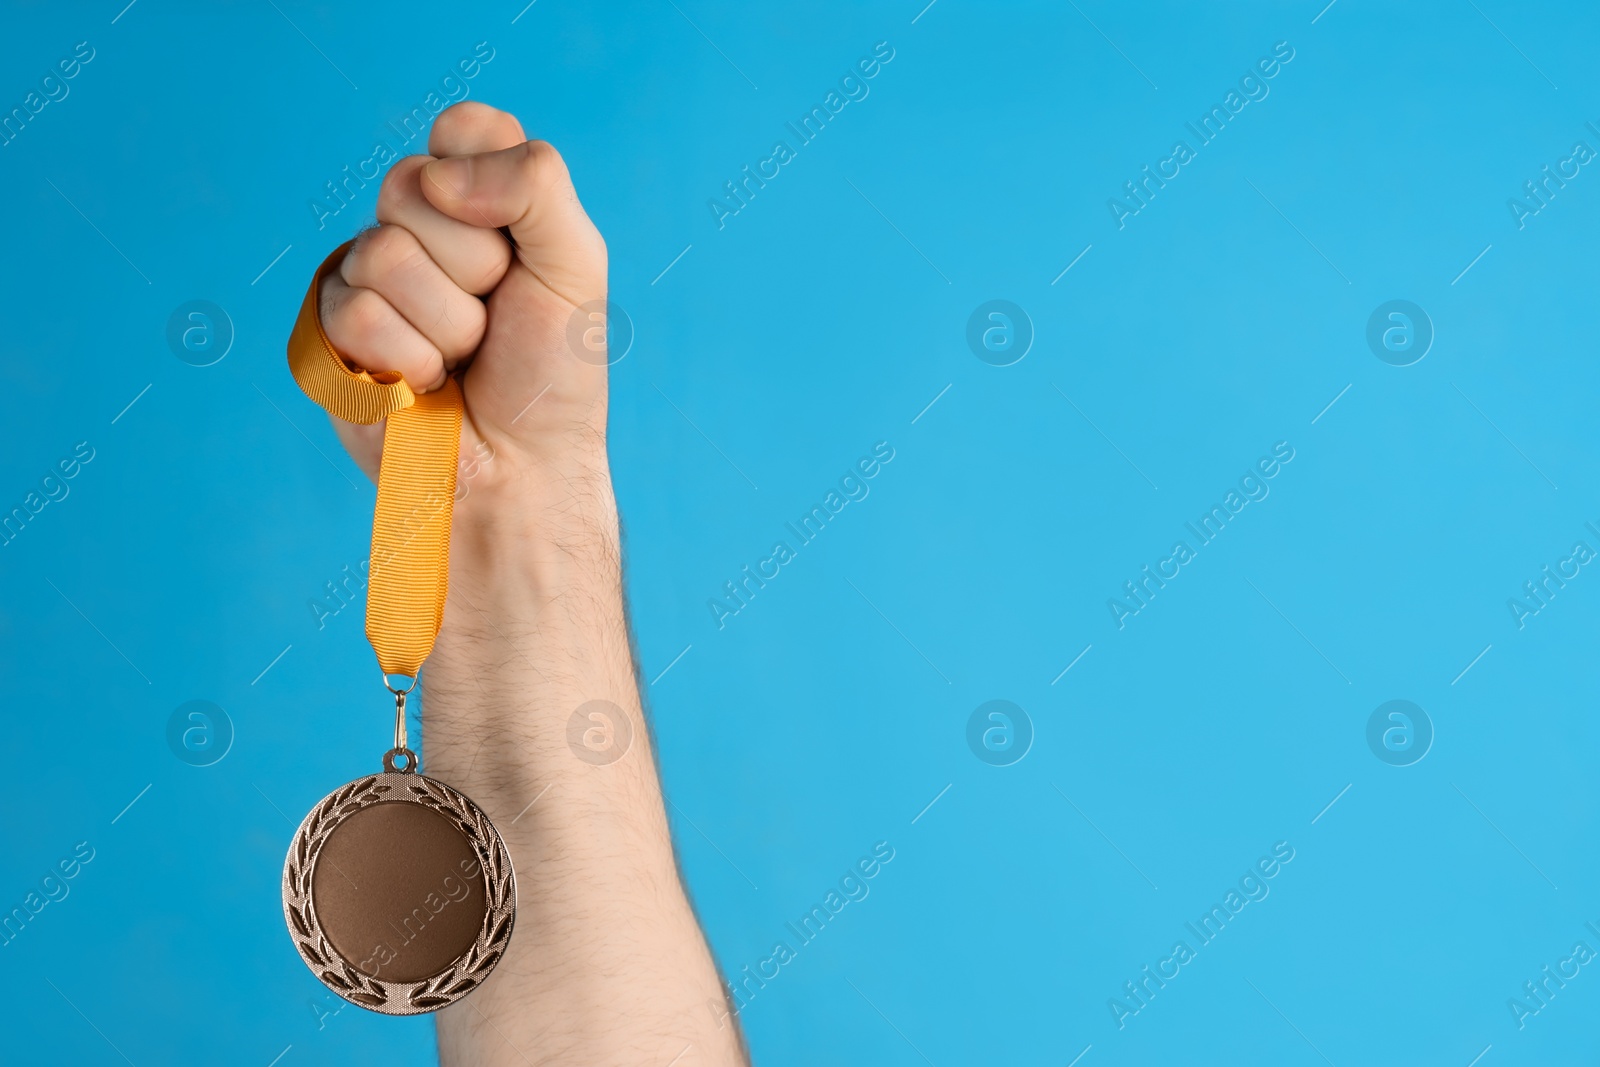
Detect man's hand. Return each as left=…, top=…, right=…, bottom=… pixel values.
left=307, top=101, right=747, bottom=1067
left=319, top=101, right=607, bottom=490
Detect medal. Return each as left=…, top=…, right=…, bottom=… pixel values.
left=279, top=245, right=516, bottom=1014
left=280, top=684, right=516, bottom=1014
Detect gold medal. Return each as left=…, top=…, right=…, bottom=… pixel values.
left=280, top=246, right=515, bottom=1014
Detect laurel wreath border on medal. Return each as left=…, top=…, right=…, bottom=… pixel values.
left=281, top=770, right=517, bottom=1015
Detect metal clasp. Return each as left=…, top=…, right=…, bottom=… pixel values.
left=382, top=672, right=419, bottom=774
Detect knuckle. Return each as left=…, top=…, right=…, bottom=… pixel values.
left=350, top=225, right=425, bottom=283
left=438, top=300, right=488, bottom=357
left=376, top=156, right=431, bottom=220
left=519, top=140, right=569, bottom=191
left=318, top=274, right=345, bottom=324
left=433, top=101, right=524, bottom=148
left=434, top=100, right=489, bottom=133
left=462, top=245, right=512, bottom=295
left=337, top=287, right=392, bottom=340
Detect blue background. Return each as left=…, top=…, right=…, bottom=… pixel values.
left=3, top=1, right=1599, bottom=1064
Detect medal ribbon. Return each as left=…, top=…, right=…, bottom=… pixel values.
left=286, top=242, right=461, bottom=679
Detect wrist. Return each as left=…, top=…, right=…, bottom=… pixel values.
left=450, top=437, right=618, bottom=584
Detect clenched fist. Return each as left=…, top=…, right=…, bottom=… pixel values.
left=317, top=100, right=609, bottom=499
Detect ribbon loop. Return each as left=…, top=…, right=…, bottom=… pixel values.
left=287, top=243, right=462, bottom=678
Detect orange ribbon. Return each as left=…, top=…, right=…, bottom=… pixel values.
left=286, top=243, right=461, bottom=678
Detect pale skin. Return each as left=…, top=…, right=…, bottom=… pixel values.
left=310, top=101, right=748, bottom=1067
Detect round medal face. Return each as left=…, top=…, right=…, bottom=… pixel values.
left=282, top=767, right=516, bottom=1014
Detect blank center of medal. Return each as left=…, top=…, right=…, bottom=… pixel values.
left=311, top=800, right=487, bottom=983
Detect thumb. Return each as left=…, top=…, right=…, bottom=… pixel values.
left=420, top=140, right=606, bottom=309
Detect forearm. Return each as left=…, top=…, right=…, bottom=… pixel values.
left=423, top=453, right=745, bottom=1066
